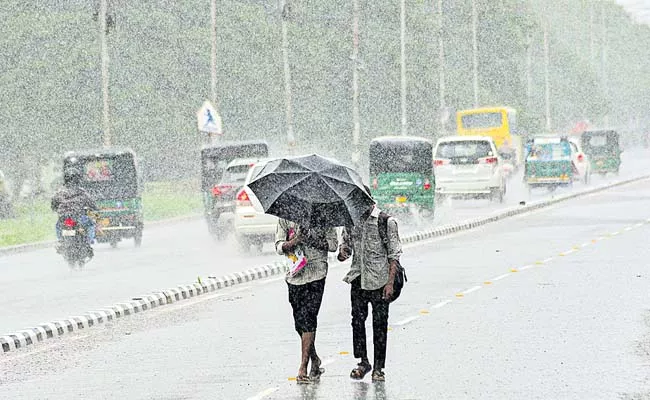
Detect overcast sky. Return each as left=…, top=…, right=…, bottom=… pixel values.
left=616, top=0, right=650, bottom=24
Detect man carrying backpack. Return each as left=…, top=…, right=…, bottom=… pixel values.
left=337, top=191, right=403, bottom=382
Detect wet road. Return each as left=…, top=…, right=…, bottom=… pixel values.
left=1, top=150, right=647, bottom=334
left=2, top=174, right=650, bottom=399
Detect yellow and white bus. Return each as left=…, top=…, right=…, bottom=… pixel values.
left=456, top=107, right=523, bottom=168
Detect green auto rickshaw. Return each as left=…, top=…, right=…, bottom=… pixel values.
left=524, top=137, right=574, bottom=192
left=200, top=140, right=269, bottom=237
left=63, top=148, right=143, bottom=247
left=369, top=136, right=435, bottom=217
left=580, top=129, right=621, bottom=175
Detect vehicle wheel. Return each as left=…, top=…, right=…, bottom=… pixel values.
left=254, top=240, right=264, bottom=253
left=110, top=240, right=118, bottom=248
left=584, top=172, right=591, bottom=185
left=236, top=236, right=250, bottom=253
left=435, top=194, right=446, bottom=205
left=498, top=187, right=505, bottom=203
left=134, top=227, right=143, bottom=248
left=599, top=172, right=606, bottom=177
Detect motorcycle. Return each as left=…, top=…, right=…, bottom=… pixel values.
left=56, top=212, right=96, bottom=268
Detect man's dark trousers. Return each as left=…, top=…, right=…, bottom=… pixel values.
left=350, top=276, right=390, bottom=369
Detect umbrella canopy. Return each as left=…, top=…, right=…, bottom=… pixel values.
left=247, top=154, right=374, bottom=228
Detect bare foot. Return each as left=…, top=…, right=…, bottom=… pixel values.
left=309, top=356, right=323, bottom=378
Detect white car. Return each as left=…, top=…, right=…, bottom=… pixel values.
left=568, top=137, right=591, bottom=184
left=233, top=159, right=278, bottom=253
left=433, top=135, right=506, bottom=202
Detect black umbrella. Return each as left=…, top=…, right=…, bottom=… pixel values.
left=246, top=154, right=374, bottom=228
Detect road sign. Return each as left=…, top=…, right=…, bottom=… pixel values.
left=197, top=101, right=222, bottom=135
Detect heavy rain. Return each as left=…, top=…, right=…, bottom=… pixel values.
left=1, top=0, right=650, bottom=398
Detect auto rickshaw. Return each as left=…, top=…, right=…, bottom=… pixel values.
left=524, top=137, right=574, bottom=192
left=200, top=140, right=269, bottom=237
left=63, top=148, right=143, bottom=247
left=369, top=136, right=435, bottom=217
left=0, top=170, right=14, bottom=219
left=580, top=129, right=621, bottom=175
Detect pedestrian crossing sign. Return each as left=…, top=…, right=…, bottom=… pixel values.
left=196, top=101, right=222, bottom=135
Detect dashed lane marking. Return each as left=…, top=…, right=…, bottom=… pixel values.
left=492, top=273, right=511, bottom=281
left=462, top=286, right=482, bottom=295
left=543, top=257, right=554, bottom=263
left=432, top=300, right=452, bottom=309
left=247, top=387, right=279, bottom=400
left=519, top=265, right=533, bottom=271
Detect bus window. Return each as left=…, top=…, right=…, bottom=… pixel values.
left=461, top=112, right=503, bottom=129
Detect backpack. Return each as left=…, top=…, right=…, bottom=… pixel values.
left=377, top=212, right=407, bottom=302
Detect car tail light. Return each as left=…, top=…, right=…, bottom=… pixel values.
left=480, top=157, right=498, bottom=164
left=577, top=154, right=584, bottom=162
left=423, top=179, right=431, bottom=190
left=211, top=185, right=221, bottom=196
left=236, top=189, right=252, bottom=207
left=433, top=159, right=449, bottom=166
left=372, top=177, right=378, bottom=189
left=63, top=217, right=76, bottom=228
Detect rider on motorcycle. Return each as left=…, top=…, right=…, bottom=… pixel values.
left=51, top=165, right=98, bottom=251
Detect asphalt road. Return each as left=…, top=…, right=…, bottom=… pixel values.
left=2, top=172, right=649, bottom=399
left=1, top=150, right=647, bottom=334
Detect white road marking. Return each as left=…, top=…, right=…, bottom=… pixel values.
left=432, top=300, right=452, bottom=309
left=519, top=265, right=533, bottom=271
left=624, top=226, right=633, bottom=231
left=543, top=257, right=554, bottom=263
left=563, top=249, right=576, bottom=255
left=634, top=223, right=643, bottom=228
left=462, top=286, right=482, bottom=295
left=581, top=242, right=591, bottom=247
left=492, top=273, right=510, bottom=281
left=246, top=387, right=279, bottom=400
left=611, top=231, right=620, bottom=236
left=393, top=316, right=421, bottom=326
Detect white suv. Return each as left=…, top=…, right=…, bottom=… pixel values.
left=233, top=159, right=278, bottom=253
left=433, top=136, right=506, bottom=202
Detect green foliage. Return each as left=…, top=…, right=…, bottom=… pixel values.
left=1, top=0, right=649, bottom=182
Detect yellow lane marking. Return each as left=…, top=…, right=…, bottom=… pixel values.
left=455, top=293, right=464, bottom=298
left=339, top=351, right=349, bottom=355
left=484, top=281, right=492, bottom=285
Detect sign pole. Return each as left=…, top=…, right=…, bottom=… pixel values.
left=100, top=0, right=111, bottom=148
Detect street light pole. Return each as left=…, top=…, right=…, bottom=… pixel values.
left=437, top=0, right=446, bottom=136
left=400, top=0, right=407, bottom=136
left=209, top=0, right=218, bottom=143
left=472, top=0, right=479, bottom=107
left=280, top=0, right=295, bottom=152
left=525, top=31, right=533, bottom=112
left=100, top=0, right=111, bottom=148
left=352, top=0, right=361, bottom=166
left=543, top=17, right=551, bottom=132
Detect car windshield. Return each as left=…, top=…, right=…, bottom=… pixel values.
left=527, top=142, right=571, bottom=160
left=72, top=154, right=138, bottom=199
left=221, top=164, right=251, bottom=184
left=436, top=140, right=493, bottom=159
left=461, top=112, right=503, bottom=129
left=369, top=143, right=432, bottom=174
